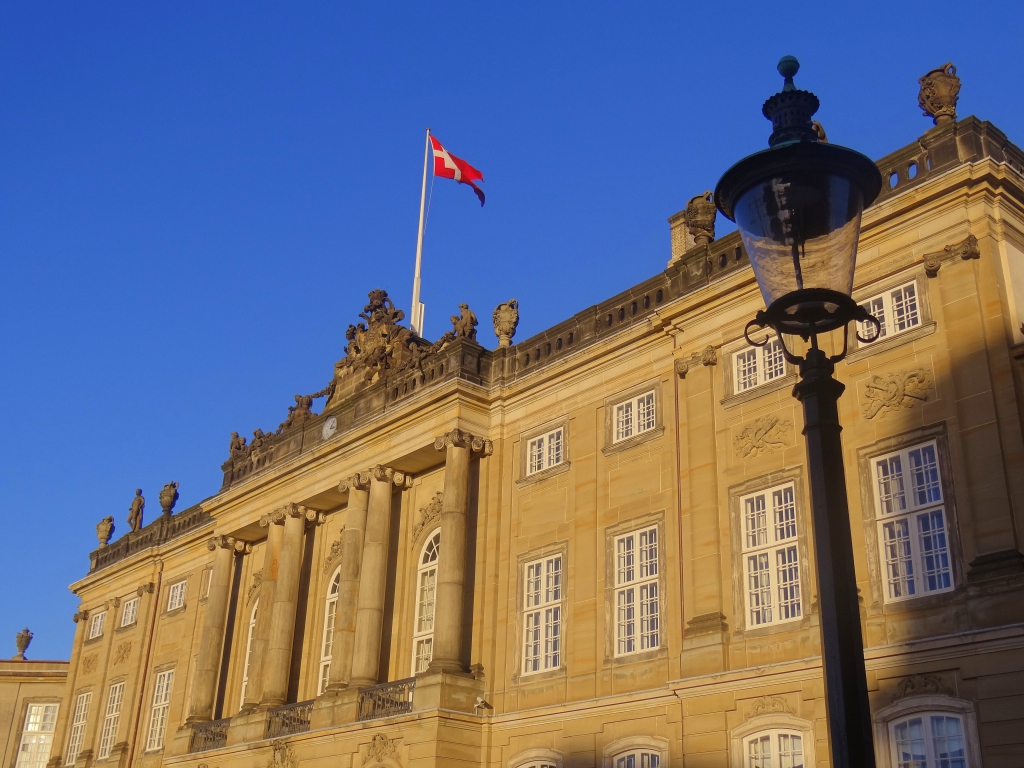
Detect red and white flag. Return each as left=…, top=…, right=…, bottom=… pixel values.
left=430, top=134, right=485, bottom=206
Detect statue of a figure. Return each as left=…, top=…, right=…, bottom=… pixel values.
left=407, top=341, right=424, bottom=374
left=451, top=303, right=478, bottom=340
left=280, top=394, right=316, bottom=431
left=159, top=482, right=179, bottom=517
left=229, top=431, right=248, bottom=459
left=127, top=489, right=145, bottom=533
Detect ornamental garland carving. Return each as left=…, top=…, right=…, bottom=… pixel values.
left=247, top=571, right=263, bottom=604
left=412, top=492, right=443, bottom=544
left=890, top=673, right=953, bottom=702
left=734, top=415, right=793, bottom=459
left=81, top=655, right=98, bottom=674
left=113, top=642, right=132, bottom=666
left=367, top=733, right=399, bottom=764
left=749, top=695, right=794, bottom=716
left=862, top=369, right=932, bottom=419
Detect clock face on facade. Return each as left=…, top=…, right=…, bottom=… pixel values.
left=321, top=415, right=337, bottom=441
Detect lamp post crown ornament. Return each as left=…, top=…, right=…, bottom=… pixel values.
left=761, top=56, right=821, bottom=147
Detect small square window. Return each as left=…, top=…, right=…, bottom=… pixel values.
left=858, top=280, right=921, bottom=342
left=613, top=390, right=656, bottom=443
left=166, top=581, right=186, bottom=612
left=120, top=598, right=138, bottom=627
left=527, top=428, right=565, bottom=476
left=88, top=611, right=106, bottom=640
left=733, top=338, right=786, bottom=393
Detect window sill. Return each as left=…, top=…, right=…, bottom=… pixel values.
left=721, top=374, right=797, bottom=409
left=163, top=605, right=186, bottom=618
left=607, top=645, right=667, bottom=666
left=879, top=584, right=958, bottom=613
left=844, top=321, right=937, bottom=364
left=84, top=634, right=104, bottom=645
left=734, top=614, right=812, bottom=639
left=512, top=667, right=566, bottom=686
left=602, top=426, right=665, bottom=457
left=115, top=622, right=136, bottom=634
left=516, top=461, right=570, bottom=489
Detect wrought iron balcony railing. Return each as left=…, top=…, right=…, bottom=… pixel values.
left=265, top=700, right=314, bottom=739
left=188, top=717, right=230, bottom=753
left=357, top=677, right=415, bottom=722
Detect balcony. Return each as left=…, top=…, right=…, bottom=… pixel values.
left=357, top=677, right=415, bottom=721
left=188, top=718, right=229, bottom=753
left=266, top=700, right=314, bottom=739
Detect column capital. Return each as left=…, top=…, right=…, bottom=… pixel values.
left=284, top=503, right=306, bottom=520
left=136, top=582, right=155, bottom=596
left=72, top=609, right=89, bottom=623
left=368, top=465, right=413, bottom=488
left=234, top=539, right=253, bottom=554
left=304, top=508, right=326, bottom=525
left=207, top=535, right=236, bottom=552
left=259, top=508, right=287, bottom=527
left=434, top=428, right=493, bottom=456
left=339, top=472, right=372, bottom=492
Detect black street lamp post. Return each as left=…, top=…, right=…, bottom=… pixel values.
left=715, top=57, right=883, bottom=768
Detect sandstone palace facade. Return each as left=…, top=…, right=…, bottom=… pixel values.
left=9, top=75, right=1024, bottom=768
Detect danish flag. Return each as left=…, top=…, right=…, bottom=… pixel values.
left=430, top=134, right=485, bottom=206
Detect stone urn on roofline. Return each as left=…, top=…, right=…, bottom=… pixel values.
left=159, top=482, right=179, bottom=517
left=96, top=516, right=114, bottom=548
left=13, top=628, right=32, bottom=660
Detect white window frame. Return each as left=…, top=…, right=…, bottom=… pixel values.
left=97, top=682, right=124, bottom=759
left=88, top=611, right=105, bottom=640
left=858, top=279, right=921, bottom=342
left=64, top=692, right=90, bottom=766
left=743, top=728, right=805, bottom=768
left=612, top=750, right=661, bottom=768
left=872, top=440, right=954, bottom=603
left=740, top=482, right=803, bottom=629
left=522, top=554, right=562, bottom=675
left=613, top=390, right=656, bottom=443
left=239, top=600, right=258, bottom=708
left=888, top=712, right=970, bottom=768
left=614, top=526, right=660, bottom=656
left=527, top=428, right=565, bottom=476
left=733, top=337, right=786, bottom=393
left=411, top=530, right=440, bottom=675
left=166, top=581, right=186, bottom=612
left=318, top=569, right=340, bottom=694
left=14, top=703, right=58, bottom=768
left=120, top=598, right=138, bottom=627
left=145, top=670, right=173, bottom=751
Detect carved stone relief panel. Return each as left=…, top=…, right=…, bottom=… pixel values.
left=734, top=414, right=794, bottom=459
left=860, top=368, right=933, bottom=419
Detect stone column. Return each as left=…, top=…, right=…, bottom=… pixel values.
left=325, top=473, right=371, bottom=692
left=239, top=511, right=284, bottom=713
left=186, top=536, right=240, bottom=723
left=349, top=466, right=411, bottom=687
left=259, top=504, right=309, bottom=708
left=428, top=429, right=492, bottom=674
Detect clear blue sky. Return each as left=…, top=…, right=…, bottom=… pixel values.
left=2, top=1, right=1022, bottom=660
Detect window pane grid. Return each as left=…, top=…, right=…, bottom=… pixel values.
left=742, top=484, right=801, bottom=628
left=746, top=730, right=804, bottom=768
left=317, top=569, right=340, bottom=695
left=891, top=714, right=967, bottom=768
left=527, top=429, right=565, bottom=475
left=97, top=683, right=124, bottom=759
left=411, top=531, right=441, bottom=674
left=734, top=341, right=786, bottom=393
left=859, top=280, right=921, bottom=341
left=65, top=693, right=90, bottom=765
left=88, top=612, right=105, bottom=639
left=167, top=581, right=186, bottom=611
left=523, top=555, right=562, bottom=673
left=615, top=528, right=659, bottom=655
left=16, top=704, right=58, bottom=768
left=121, top=598, right=138, bottom=627
left=146, top=670, right=173, bottom=751
left=874, top=441, right=953, bottom=603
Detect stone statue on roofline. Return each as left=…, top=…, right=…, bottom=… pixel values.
left=127, top=489, right=145, bottom=532
left=451, top=303, right=478, bottom=340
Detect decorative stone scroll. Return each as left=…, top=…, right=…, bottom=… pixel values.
left=369, top=465, right=414, bottom=488
left=923, top=233, right=980, bottom=277
left=918, top=63, right=960, bottom=126
left=434, top=428, right=494, bottom=456
left=247, top=571, right=263, bottom=604
left=862, top=369, right=932, bottom=419
left=734, top=415, right=793, bottom=458
left=323, top=533, right=345, bottom=575
left=890, top=673, right=953, bottom=702
left=492, top=299, right=519, bottom=348
left=675, top=345, right=718, bottom=378
left=412, top=492, right=444, bottom=543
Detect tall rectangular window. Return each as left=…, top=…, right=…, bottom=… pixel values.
left=873, top=440, right=953, bottom=602
left=858, top=280, right=921, bottom=341
left=88, top=612, right=105, bottom=640
left=14, top=703, right=58, bottom=768
left=166, top=581, right=186, bottom=612
left=120, top=598, right=138, bottom=627
left=522, top=554, right=562, bottom=674
left=97, top=682, right=124, bottom=759
left=527, top=428, right=564, bottom=475
left=613, top=390, right=656, bottom=442
left=64, top=693, right=90, bottom=765
left=741, top=483, right=802, bottom=628
left=733, top=338, right=786, bottom=393
left=615, top=526, right=659, bottom=655
left=145, top=670, right=174, bottom=751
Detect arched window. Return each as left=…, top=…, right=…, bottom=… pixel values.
left=744, top=729, right=804, bottom=768
left=319, top=568, right=341, bottom=694
left=411, top=530, right=440, bottom=674
left=889, top=714, right=967, bottom=768
left=239, top=599, right=258, bottom=708
left=612, top=751, right=660, bottom=768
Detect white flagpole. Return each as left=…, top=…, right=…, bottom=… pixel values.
left=410, top=127, right=431, bottom=336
